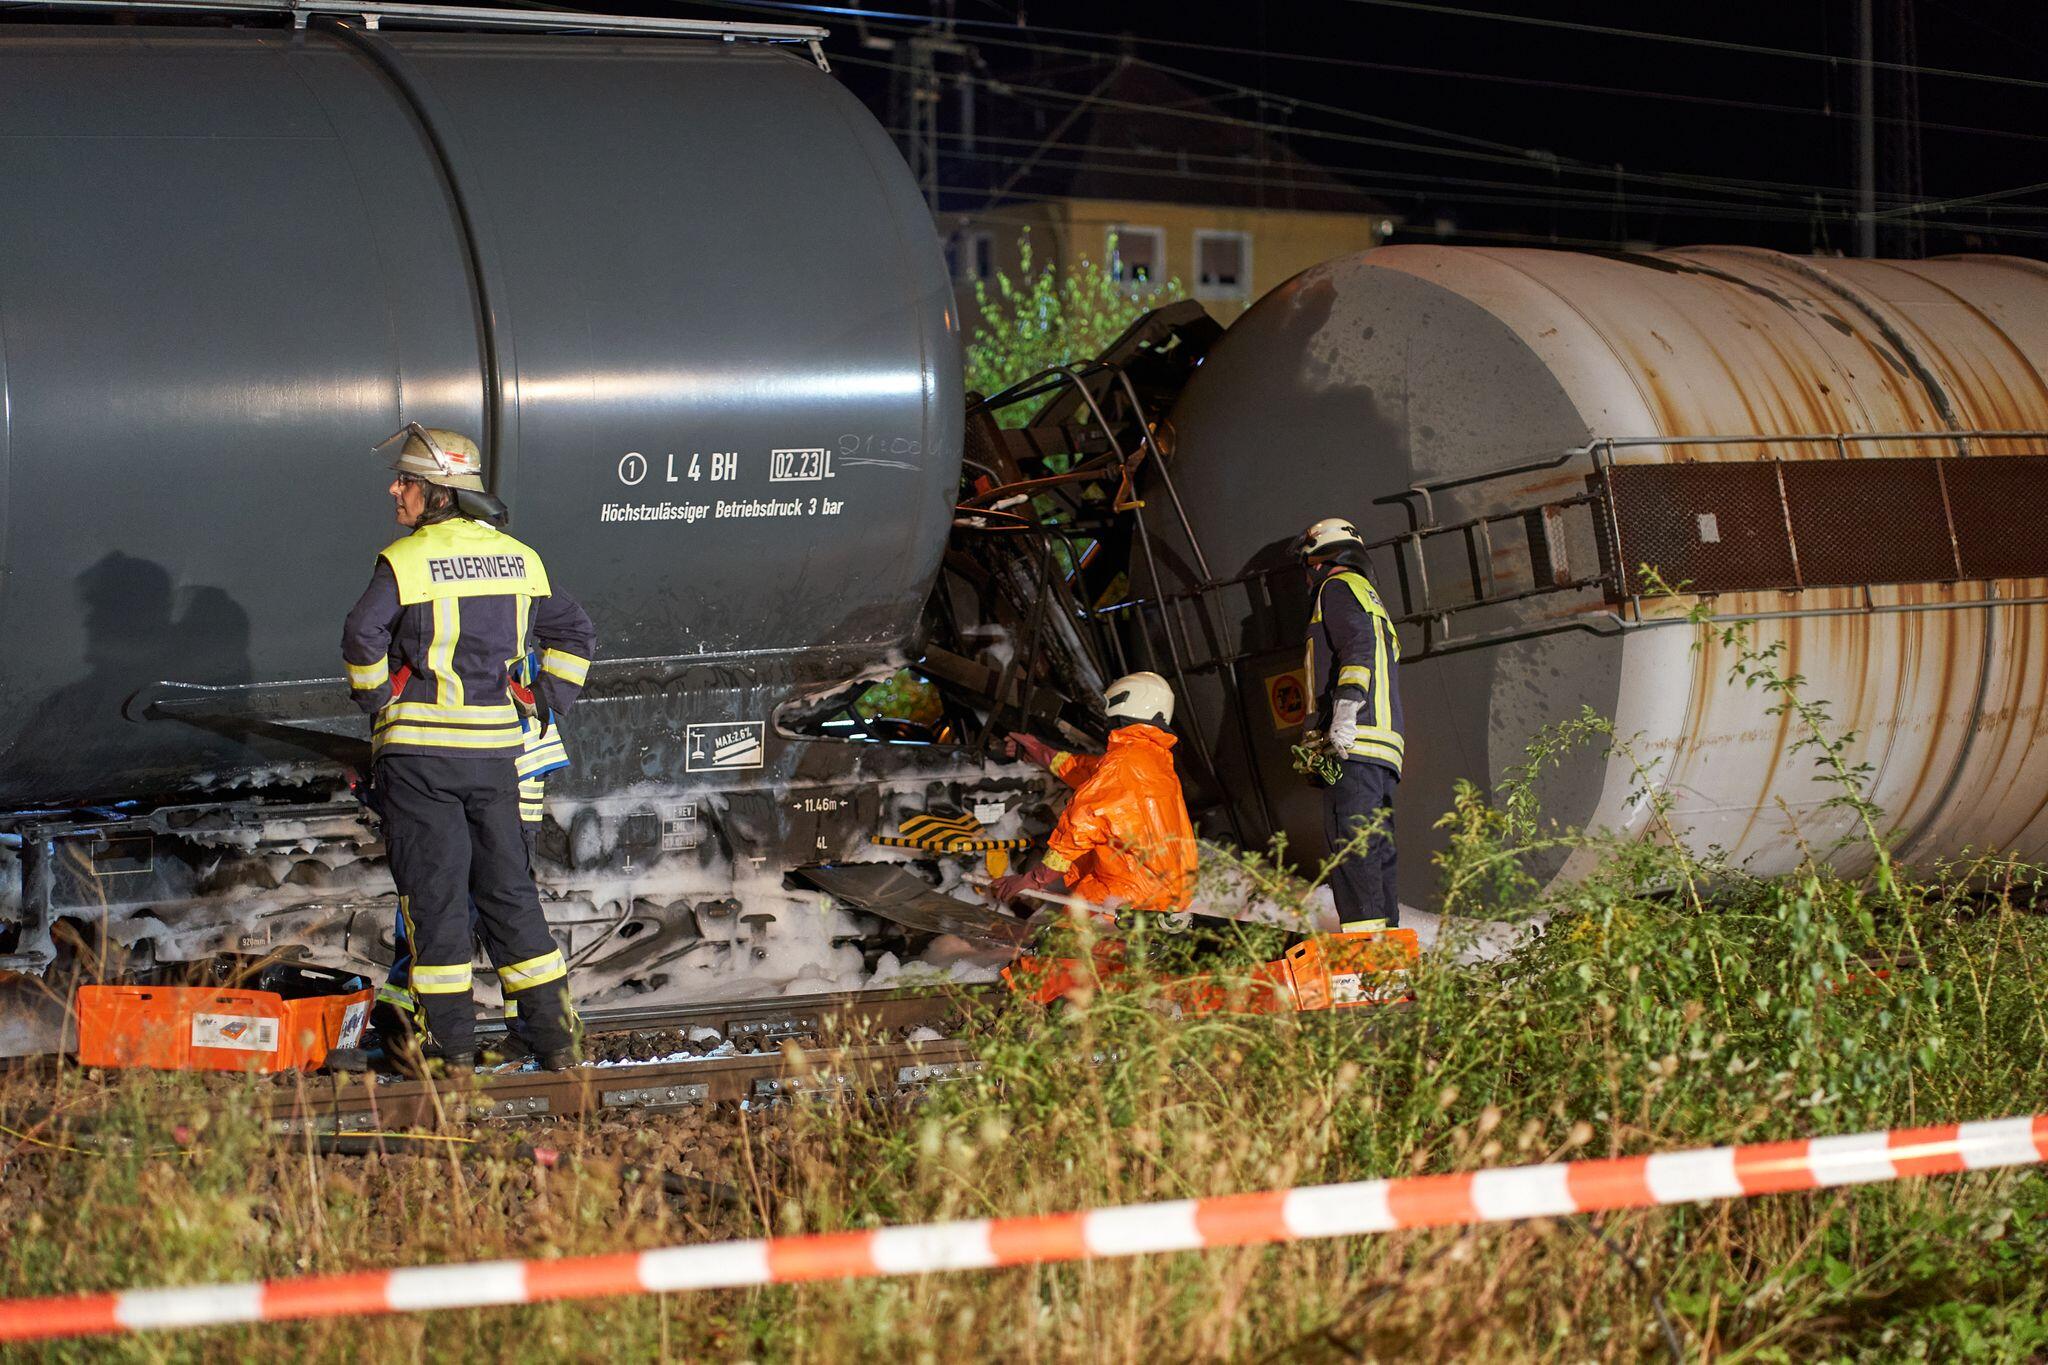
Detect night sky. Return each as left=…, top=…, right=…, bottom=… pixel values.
left=7, top=0, right=2042, bottom=257
left=675, top=0, right=2048, bottom=259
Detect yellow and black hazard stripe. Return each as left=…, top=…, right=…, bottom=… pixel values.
left=896, top=812, right=984, bottom=844
left=870, top=835, right=1031, bottom=854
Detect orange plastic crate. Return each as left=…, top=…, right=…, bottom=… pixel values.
left=76, top=983, right=372, bottom=1073
left=1284, top=928, right=1420, bottom=1011
left=1161, top=958, right=1297, bottom=1017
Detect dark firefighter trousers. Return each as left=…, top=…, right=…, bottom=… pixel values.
left=1325, top=759, right=1399, bottom=929
left=377, top=754, right=574, bottom=1057
left=384, top=823, right=539, bottom=1048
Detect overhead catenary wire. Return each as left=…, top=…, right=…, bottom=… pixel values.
left=830, top=50, right=1903, bottom=213
left=974, top=29, right=2048, bottom=150
left=851, top=7, right=2048, bottom=151
left=860, top=84, right=2048, bottom=242
left=672, top=0, right=2048, bottom=149
left=1874, top=177, right=2048, bottom=220
left=685, top=0, right=2048, bottom=93
left=893, top=136, right=1903, bottom=231
left=693, top=0, right=2048, bottom=243
left=890, top=127, right=1926, bottom=226
left=727, top=6, right=1930, bottom=212
left=1338, top=0, right=2048, bottom=92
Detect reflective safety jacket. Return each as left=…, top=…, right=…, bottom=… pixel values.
left=341, top=518, right=596, bottom=760
left=512, top=652, right=569, bottom=823
left=1043, top=723, right=1198, bottom=913
left=1305, top=566, right=1404, bottom=774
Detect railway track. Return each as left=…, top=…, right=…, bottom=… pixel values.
left=267, top=1036, right=983, bottom=1134
left=0, top=984, right=1000, bottom=1151
left=268, top=984, right=997, bottom=1133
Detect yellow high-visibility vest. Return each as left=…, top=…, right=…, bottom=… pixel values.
left=380, top=518, right=551, bottom=604
left=1306, top=570, right=1405, bottom=773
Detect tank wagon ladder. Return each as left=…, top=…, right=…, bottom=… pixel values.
left=1107, top=425, right=2048, bottom=683
left=1372, top=462, right=1607, bottom=658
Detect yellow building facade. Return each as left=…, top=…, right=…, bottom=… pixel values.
left=941, top=196, right=1395, bottom=325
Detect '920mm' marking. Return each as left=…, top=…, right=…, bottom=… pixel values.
left=770, top=448, right=834, bottom=482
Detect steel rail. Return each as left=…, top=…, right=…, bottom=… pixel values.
left=471, top=983, right=999, bottom=1044
left=266, top=1036, right=983, bottom=1132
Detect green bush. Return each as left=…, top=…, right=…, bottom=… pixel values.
left=965, top=230, right=1187, bottom=419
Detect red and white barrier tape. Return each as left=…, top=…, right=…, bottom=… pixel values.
left=2, top=1113, right=2042, bottom=1342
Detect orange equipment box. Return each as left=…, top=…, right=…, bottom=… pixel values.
left=1002, top=940, right=1127, bottom=1007
left=1004, top=928, right=1417, bottom=1016
left=77, top=982, right=372, bottom=1074
left=1285, top=928, right=1420, bottom=1011
left=1160, top=958, right=1297, bottom=1017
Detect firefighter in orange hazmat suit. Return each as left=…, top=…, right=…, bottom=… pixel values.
left=991, top=671, right=1197, bottom=914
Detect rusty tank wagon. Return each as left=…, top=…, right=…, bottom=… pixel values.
left=1142, top=246, right=2048, bottom=895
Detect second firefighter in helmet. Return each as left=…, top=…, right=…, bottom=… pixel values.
left=1299, top=517, right=1405, bottom=932
left=993, top=671, right=1197, bottom=913
left=341, top=423, right=597, bottom=1072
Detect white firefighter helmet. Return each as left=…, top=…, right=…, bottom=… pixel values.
left=374, top=422, right=487, bottom=492
left=1299, top=516, right=1365, bottom=560
left=1104, top=670, right=1175, bottom=726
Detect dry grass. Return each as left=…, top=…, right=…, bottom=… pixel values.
left=6, top=654, right=2048, bottom=1360
left=3, top=852, right=2045, bottom=1362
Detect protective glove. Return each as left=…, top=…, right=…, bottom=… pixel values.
left=990, top=859, right=1065, bottom=906
left=1003, top=733, right=1061, bottom=770
left=510, top=677, right=549, bottom=738
left=1290, top=731, right=1343, bottom=786
left=1328, top=697, right=1362, bottom=753
left=530, top=677, right=570, bottom=736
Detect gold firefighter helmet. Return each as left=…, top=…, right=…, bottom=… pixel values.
left=374, top=422, right=487, bottom=492
left=1298, top=516, right=1365, bottom=560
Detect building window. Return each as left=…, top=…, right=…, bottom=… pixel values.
left=1194, top=229, right=1251, bottom=299
left=1108, top=226, right=1165, bottom=289
left=949, top=229, right=995, bottom=284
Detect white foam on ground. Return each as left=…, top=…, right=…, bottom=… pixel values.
left=1186, top=852, right=1539, bottom=964
left=1400, top=906, right=1545, bottom=963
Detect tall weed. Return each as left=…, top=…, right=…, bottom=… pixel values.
left=2, top=630, right=2045, bottom=1361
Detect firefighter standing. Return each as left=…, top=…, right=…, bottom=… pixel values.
left=991, top=671, right=1197, bottom=915
left=342, top=424, right=596, bottom=1072
left=372, top=650, right=572, bottom=1060
left=1299, top=518, right=1404, bottom=932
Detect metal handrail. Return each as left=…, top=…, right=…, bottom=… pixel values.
left=1103, top=427, right=2048, bottom=666
left=1384, top=427, right=2048, bottom=512
left=1597, top=427, right=2048, bottom=455
left=17, top=0, right=829, bottom=48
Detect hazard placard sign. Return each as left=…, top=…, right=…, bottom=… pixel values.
left=1265, top=669, right=1308, bottom=732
